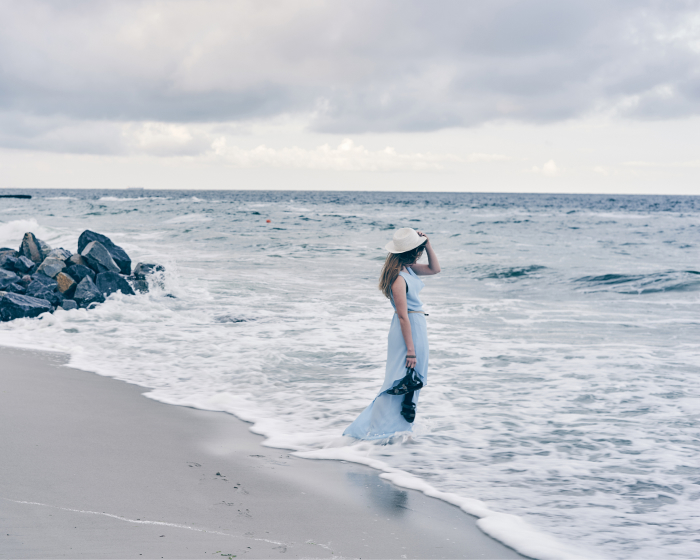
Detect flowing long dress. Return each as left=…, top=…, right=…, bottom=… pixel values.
left=343, top=267, right=429, bottom=440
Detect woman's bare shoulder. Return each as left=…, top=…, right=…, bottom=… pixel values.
left=391, top=274, right=406, bottom=289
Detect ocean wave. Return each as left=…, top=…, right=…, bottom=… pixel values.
left=574, top=271, right=700, bottom=294
left=164, top=214, right=213, bottom=224
left=99, top=196, right=150, bottom=201
left=0, top=218, right=57, bottom=246
left=481, top=265, right=547, bottom=280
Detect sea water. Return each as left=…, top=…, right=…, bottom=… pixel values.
left=1, top=190, right=698, bottom=560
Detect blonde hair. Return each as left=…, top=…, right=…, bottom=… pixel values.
left=379, top=242, right=426, bottom=299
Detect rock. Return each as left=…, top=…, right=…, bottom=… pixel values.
left=14, top=256, right=35, bottom=274
left=60, top=299, right=78, bottom=311
left=19, top=275, right=32, bottom=287
left=38, top=239, right=52, bottom=256
left=6, top=283, right=26, bottom=295
left=1, top=254, right=35, bottom=274
left=26, top=273, right=57, bottom=293
left=36, top=257, right=66, bottom=278
left=47, top=248, right=72, bottom=262
left=130, top=277, right=149, bottom=293
left=19, top=232, right=45, bottom=263
left=0, top=269, right=20, bottom=290
left=96, top=272, right=135, bottom=297
left=25, top=275, right=63, bottom=307
left=81, top=241, right=120, bottom=274
left=0, top=254, right=18, bottom=271
left=0, top=249, right=19, bottom=271
left=33, top=288, right=63, bottom=308
left=0, top=293, right=53, bottom=321
left=73, top=276, right=105, bottom=308
left=78, top=231, right=131, bottom=275
left=68, top=254, right=88, bottom=267
left=66, top=264, right=95, bottom=284
left=130, top=262, right=164, bottom=293
left=56, top=271, right=77, bottom=298
left=133, top=262, right=165, bottom=279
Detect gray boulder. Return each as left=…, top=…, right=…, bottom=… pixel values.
left=60, top=299, right=78, bottom=311
left=32, top=288, right=63, bottom=308
left=56, top=271, right=77, bottom=298
left=6, top=283, right=26, bottom=295
left=25, top=275, right=63, bottom=308
left=0, top=269, right=20, bottom=290
left=131, top=262, right=165, bottom=293
left=36, top=257, right=66, bottom=278
left=14, top=256, right=35, bottom=274
left=68, top=254, right=89, bottom=268
left=133, top=262, right=165, bottom=278
left=66, top=264, right=95, bottom=284
left=130, top=277, right=149, bottom=293
left=47, top=248, right=72, bottom=262
left=96, top=272, right=135, bottom=297
left=19, top=232, right=46, bottom=263
left=38, top=239, right=52, bottom=257
left=26, top=273, right=57, bottom=292
left=78, top=231, right=131, bottom=275
left=0, top=254, right=18, bottom=271
left=0, top=248, right=18, bottom=257
left=73, top=276, right=105, bottom=308
left=81, top=241, right=120, bottom=274
left=0, top=293, right=52, bottom=322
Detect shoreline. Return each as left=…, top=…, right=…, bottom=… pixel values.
left=0, top=345, right=526, bottom=559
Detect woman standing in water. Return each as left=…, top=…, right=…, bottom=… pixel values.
left=344, top=228, right=441, bottom=440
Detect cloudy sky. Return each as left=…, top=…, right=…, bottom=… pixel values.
left=1, top=0, right=699, bottom=193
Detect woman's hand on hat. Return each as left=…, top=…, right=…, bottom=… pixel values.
left=417, top=231, right=430, bottom=243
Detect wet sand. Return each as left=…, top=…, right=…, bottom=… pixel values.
left=0, top=346, right=525, bottom=559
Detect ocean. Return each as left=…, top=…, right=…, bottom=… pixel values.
left=1, top=189, right=698, bottom=560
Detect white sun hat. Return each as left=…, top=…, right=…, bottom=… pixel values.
left=385, top=227, right=426, bottom=254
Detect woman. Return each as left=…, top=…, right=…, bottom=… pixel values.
left=343, top=227, right=441, bottom=440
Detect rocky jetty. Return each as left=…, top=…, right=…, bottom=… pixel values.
left=0, top=230, right=163, bottom=322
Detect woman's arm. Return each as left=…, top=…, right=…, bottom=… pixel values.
left=411, top=232, right=441, bottom=276
left=392, top=276, right=417, bottom=368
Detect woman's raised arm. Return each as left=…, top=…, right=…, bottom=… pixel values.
left=411, top=232, right=441, bottom=276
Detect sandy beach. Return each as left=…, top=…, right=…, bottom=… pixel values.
left=0, top=346, right=525, bottom=559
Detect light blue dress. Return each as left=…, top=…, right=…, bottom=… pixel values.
left=343, top=267, right=428, bottom=440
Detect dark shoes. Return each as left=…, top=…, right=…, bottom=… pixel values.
left=401, top=394, right=416, bottom=423
left=385, top=367, right=422, bottom=423
left=385, top=367, right=423, bottom=396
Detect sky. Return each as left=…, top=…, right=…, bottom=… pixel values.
left=1, top=0, right=699, bottom=194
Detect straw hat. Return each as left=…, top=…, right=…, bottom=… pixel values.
left=385, top=228, right=425, bottom=254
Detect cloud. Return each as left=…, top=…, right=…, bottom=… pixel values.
left=0, top=0, right=699, bottom=148
left=0, top=113, right=464, bottom=169
left=211, top=138, right=462, bottom=171
left=466, top=153, right=509, bottom=162
left=532, top=160, right=559, bottom=176
left=623, top=160, right=700, bottom=168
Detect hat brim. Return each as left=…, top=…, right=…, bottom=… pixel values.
left=385, top=238, right=426, bottom=254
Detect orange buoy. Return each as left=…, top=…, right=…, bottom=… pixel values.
left=266, top=219, right=271, bottom=223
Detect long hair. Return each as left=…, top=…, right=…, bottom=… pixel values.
left=379, top=241, right=426, bottom=299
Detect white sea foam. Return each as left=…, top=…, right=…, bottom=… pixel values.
left=0, top=218, right=50, bottom=245
left=164, top=214, right=213, bottom=224
left=1, top=192, right=699, bottom=560
left=98, top=196, right=151, bottom=201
